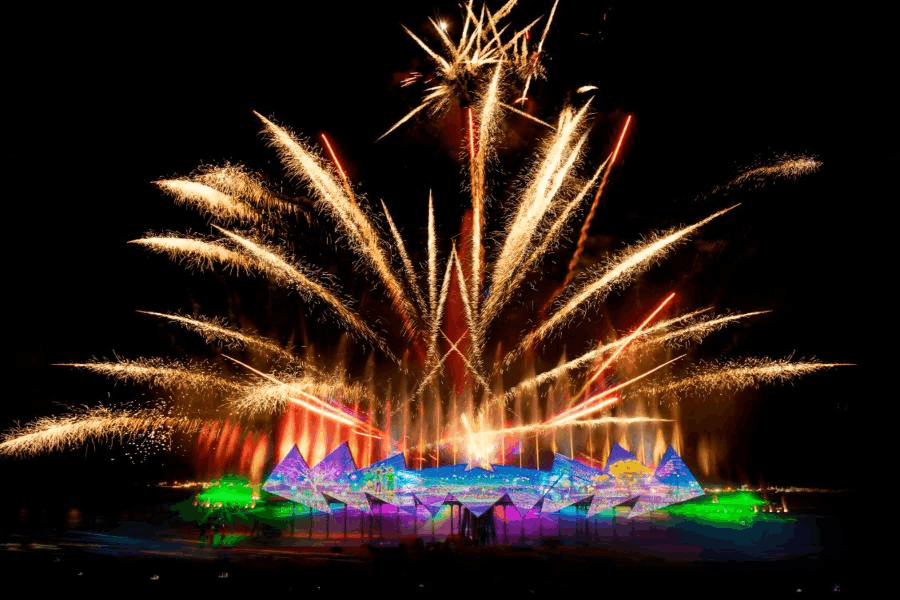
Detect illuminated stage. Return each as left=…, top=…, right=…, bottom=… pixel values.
left=256, top=442, right=702, bottom=540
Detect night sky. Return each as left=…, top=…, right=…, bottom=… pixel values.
left=5, top=1, right=886, bottom=493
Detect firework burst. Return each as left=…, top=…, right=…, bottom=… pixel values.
left=3, top=2, right=844, bottom=481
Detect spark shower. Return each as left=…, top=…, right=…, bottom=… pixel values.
left=2, top=1, right=844, bottom=483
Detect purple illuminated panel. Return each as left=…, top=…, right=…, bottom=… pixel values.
left=262, top=442, right=706, bottom=529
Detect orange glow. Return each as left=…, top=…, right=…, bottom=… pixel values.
left=276, top=406, right=296, bottom=462
left=365, top=403, right=375, bottom=467
left=292, top=406, right=304, bottom=453
left=383, top=397, right=392, bottom=457
left=249, top=435, right=269, bottom=484
left=418, top=397, right=425, bottom=469
left=212, top=421, right=233, bottom=466
left=299, top=406, right=312, bottom=464
left=238, top=433, right=253, bottom=474
left=312, top=411, right=327, bottom=467
left=224, top=423, right=241, bottom=459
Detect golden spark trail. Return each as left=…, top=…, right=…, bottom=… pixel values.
left=468, top=64, right=502, bottom=310
left=458, top=0, right=479, bottom=54
left=381, top=199, right=427, bottom=312
left=497, top=308, right=766, bottom=404
left=441, top=331, right=491, bottom=392
left=504, top=309, right=713, bottom=399
left=58, top=359, right=239, bottom=393
left=222, top=355, right=369, bottom=430
left=464, top=3, right=486, bottom=62
left=482, top=156, right=606, bottom=327
left=518, top=0, right=558, bottom=103
left=718, top=156, right=822, bottom=193
left=232, top=380, right=364, bottom=425
left=429, top=18, right=458, bottom=56
left=453, top=245, right=484, bottom=370
left=155, top=179, right=258, bottom=223
left=0, top=408, right=204, bottom=457
left=480, top=255, right=666, bottom=425
left=255, top=113, right=418, bottom=334
left=469, top=109, right=481, bottom=311
left=377, top=93, right=443, bottom=142
left=425, top=245, right=456, bottom=372
left=380, top=2, right=546, bottom=142
left=637, top=310, right=771, bottom=349
left=213, top=226, right=394, bottom=360
left=436, top=409, right=673, bottom=446
left=403, top=25, right=452, bottom=72
left=482, top=7, right=508, bottom=61
left=573, top=291, right=675, bottom=400
left=411, top=333, right=467, bottom=403
left=193, top=165, right=299, bottom=213
left=489, top=104, right=592, bottom=314
left=515, top=205, right=738, bottom=360
left=644, top=358, right=851, bottom=398
left=543, top=114, right=632, bottom=316
left=512, top=106, right=590, bottom=247
left=428, top=192, right=438, bottom=320
left=498, top=102, right=555, bottom=128
left=549, top=356, right=684, bottom=426
left=490, top=0, right=518, bottom=24
left=425, top=246, right=457, bottom=374
left=565, top=416, right=673, bottom=427
left=129, top=236, right=253, bottom=273
left=136, top=311, right=298, bottom=362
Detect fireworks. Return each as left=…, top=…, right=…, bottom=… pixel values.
left=638, top=358, right=851, bottom=400
left=0, top=407, right=203, bottom=458
left=379, top=0, right=557, bottom=140
left=3, top=2, right=845, bottom=479
left=136, top=311, right=299, bottom=362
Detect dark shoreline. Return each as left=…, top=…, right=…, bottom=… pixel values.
left=1, top=490, right=851, bottom=597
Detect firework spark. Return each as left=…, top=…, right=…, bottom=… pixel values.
left=2, top=3, right=843, bottom=478
left=255, top=113, right=419, bottom=337
left=0, top=407, right=203, bottom=457
left=641, top=358, right=851, bottom=400
left=513, top=205, right=739, bottom=362
left=58, top=359, right=239, bottom=393
left=193, top=165, right=301, bottom=214
left=155, top=179, right=259, bottom=224
left=137, top=311, right=299, bottom=362
left=129, top=235, right=253, bottom=273
left=380, top=0, right=556, bottom=141
left=717, top=155, right=823, bottom=194
left=541, top=114, right=632, bottom=315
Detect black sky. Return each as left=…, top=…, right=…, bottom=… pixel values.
left=5, top=1, right=888, bottom=489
